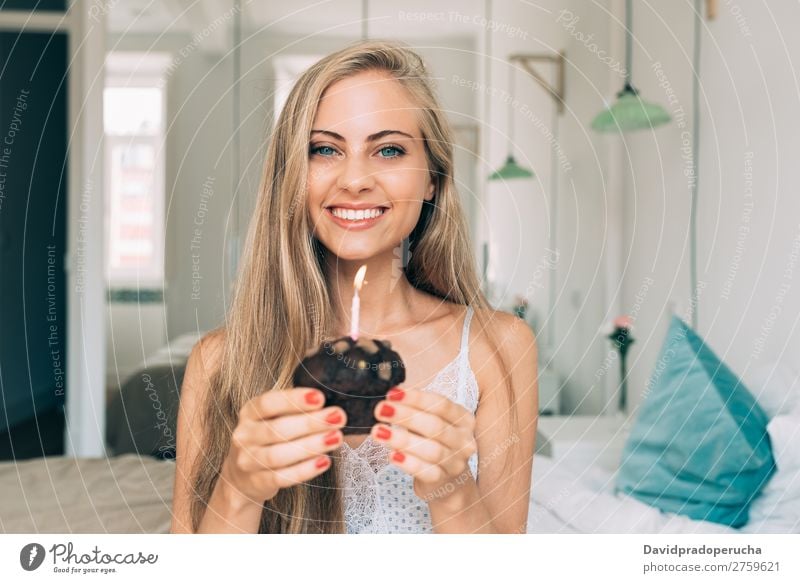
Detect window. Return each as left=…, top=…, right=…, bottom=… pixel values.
left=104, top=52, right=170, bottom=287
left=272, top=54, right=322, bottom=121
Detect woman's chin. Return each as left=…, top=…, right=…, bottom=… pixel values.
left=317, top=235, right=404, bottom=263
left=323, top=243, right=391, bottom=264
left=327, top=250, right=378, bottom=263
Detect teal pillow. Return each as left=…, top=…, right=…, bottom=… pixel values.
left=615, top=316, right=776, bottom=528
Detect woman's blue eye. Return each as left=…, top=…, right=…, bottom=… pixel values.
left=310, top=144, right=404, bottom=158
left=379, top=145, right=405, bottom=158
left=310, top=145, right=336, bottom=156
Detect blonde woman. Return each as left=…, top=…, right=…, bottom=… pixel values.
left=170, top=39, right=538, bottom=534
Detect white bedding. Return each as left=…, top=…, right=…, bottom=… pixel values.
left=527, top=454, right=735, bottom=533
left=527, top=360, right=800, bottom=534
left=527, top=448, right=799, bottom=534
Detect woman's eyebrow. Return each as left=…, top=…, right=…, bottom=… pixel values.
left=310, top=129, right=416, bottom=142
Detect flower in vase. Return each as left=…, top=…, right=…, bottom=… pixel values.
left=613, top=315, right=634, bottom=330
left=607, top=314, right=636, bottom=414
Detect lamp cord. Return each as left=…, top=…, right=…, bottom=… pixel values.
left=625, top=0, right=633, bottom=89
left=362, top=0, right=368, bottom=40
left=690, top=0, right=702, bottom=329
left=508, top=63, right=515, bottom=153
left=482, top=0, right=492, bottom=296
left=548, top=96, right=559, bottom=348
left=230, top=0, right=241, bottom=295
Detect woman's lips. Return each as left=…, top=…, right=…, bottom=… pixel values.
left=325, top=207, right=389, bottom=231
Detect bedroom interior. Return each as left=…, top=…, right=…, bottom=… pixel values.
left=0, top=0, right=798, bottom=534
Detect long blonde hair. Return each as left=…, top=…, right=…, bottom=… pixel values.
left=191, top=39, right=518, bottom=533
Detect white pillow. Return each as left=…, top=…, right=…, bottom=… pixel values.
left=744, top=360, right=800, bottom=418
left=769, top=409, right=800, bottom=470
left=744, top=409, right=800, bottom=533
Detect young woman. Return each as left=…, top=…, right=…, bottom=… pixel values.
left=170, top=39, right=538, bottom=534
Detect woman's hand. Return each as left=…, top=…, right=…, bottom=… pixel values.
left=218, top=388, right=347, bottom=506
left=370, top=387, right=478, bottom=505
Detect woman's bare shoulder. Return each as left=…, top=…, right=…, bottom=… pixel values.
left=171, top=327, right=226, bottom=534
left=179, top=328, right=227, bottom=400
left=470, top=307, right=534, bottom=342
left=194, top=327, right=227, bottom=376
left=469, top=308, right=538, bottom=390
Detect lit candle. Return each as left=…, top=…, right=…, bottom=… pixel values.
left=350, top=265, right=367, bottom=341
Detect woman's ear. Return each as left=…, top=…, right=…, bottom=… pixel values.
left=424, top=180, right=435, bottom=202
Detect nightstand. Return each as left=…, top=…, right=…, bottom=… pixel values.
left=537, top=367, right=562, bottom=415
left=537, top=414, right=634, bottom=474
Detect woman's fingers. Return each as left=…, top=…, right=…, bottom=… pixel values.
left=384, top=387, right=475, bottom=429
left=237, top=428, right=343, bottom=472
left=235, top=404, right=347, bottom=447
left=268, top=452, right=334, bottom=490
left=371, top=388, right=478, bottom=491
left=371, top=423, right=471, bottom=474
left=223, top=387, right=344, bottom=502
left=239, top=387, right=327, bottom=422
left=387, top=448, right=449, bottom=485
left=374, top=400, right=472, bottom=451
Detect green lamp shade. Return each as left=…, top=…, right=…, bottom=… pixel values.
left=592, top=85, right=671, bottom=133
left=488, top=154, right=534, bottom=180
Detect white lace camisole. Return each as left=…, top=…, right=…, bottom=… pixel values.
left=337, top=305, right=479, bottom=534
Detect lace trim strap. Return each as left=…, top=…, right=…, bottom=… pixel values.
left=458, top=306, right=475, bottom=408
left=460, top=305, right=474, bottom=356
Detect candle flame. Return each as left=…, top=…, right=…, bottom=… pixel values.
left=354, top=265, right=367, bottom=291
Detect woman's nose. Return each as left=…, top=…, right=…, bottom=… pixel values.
left=336, top=155, right=376, bottom=193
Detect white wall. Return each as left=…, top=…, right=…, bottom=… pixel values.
left=226, top=7, right=618, bottom=415
left=619, top=2, right=800, bottom=413
left=111, top=28, right=478, bottom=346
left=106, top=2, right=800, bottom=421
left=105, top=303, right=168, bottom=387
left=163, top=47, right=235, bottom=338
left=552, top=0, right=621, bottom=414
left=484, top=0, right=618, bottom=414
left=105, top=32, right=235, bottom=374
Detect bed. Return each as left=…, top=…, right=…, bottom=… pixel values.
left=1, top=335, right=797, bottom=534
left=526, top=358, right=800, bottom=534
left=1, top=432, right=795, bottom=534
left=0, top=454, right=174, bottom=533
left=527, top=436, right=799, bottom=534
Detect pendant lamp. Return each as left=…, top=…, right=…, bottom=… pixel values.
left=489, top=63, right=534, bottom=179
left=592, top=0, right=670, bottom=132
left=489, top=156, right=534, bottom=180
left=488, top=4, right=533, bottom=180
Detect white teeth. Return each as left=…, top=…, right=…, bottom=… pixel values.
left=330, top=207, right=385, bottom=221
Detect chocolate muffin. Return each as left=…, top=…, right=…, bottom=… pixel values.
left=293, top=336, right=406, bottom=434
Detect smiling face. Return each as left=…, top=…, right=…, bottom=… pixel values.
left=306, top=70, right=435, bottom=262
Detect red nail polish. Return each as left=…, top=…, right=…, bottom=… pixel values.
left=379, top=404, right=395, bottom=418
left=323, top=429, right=340, bottom=445
left=387, top=388, right=404, bottom=401
left=325, top=411, right=343, bottom=424
left=375, top=425, right=391, bottom=440
left=315, top=456, right=330, bottom=469
left=392, top=451, right=405, bottom=463
left=305, top=390, right=322, bottom=405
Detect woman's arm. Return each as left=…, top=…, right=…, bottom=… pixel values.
left=429, top=311, right=539, bottom=533
left=170, top=331, right=264, bottom=534
left=369, top=310, right=538, bottom=533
